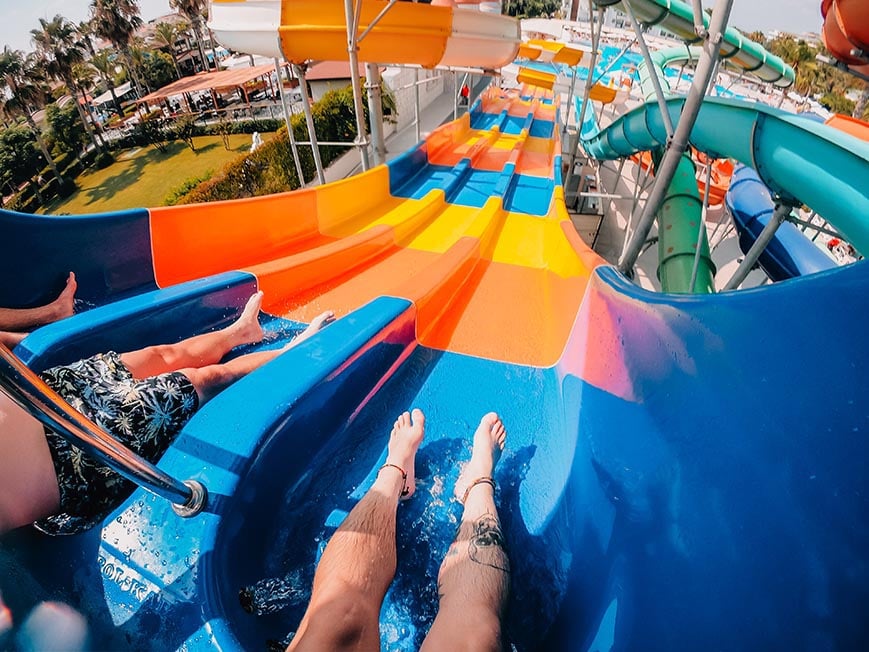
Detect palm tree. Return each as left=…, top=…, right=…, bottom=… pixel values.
left=128, top=38, right=152, bottom=94
left=90, top=0, right=144, bottom=96
left=30, top=16, right=103, bottom=152
left=90, top=49, right=123, bottom=116
left=0, top=47, right=63, bottom=184
left=154, top=21, right=185, bottom=79
left=170, top=0, right=211, bottom=72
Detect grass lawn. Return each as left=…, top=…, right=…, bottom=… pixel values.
left=41, top=133, right=271, bottom=215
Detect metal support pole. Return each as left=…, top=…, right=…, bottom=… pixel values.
left=293, top=64, right=326, bottom=185
left=454, top=70, right=459, bottom=120
left=414, top=67, right=421, bottom=143
left=275, top=58, right=306, bottom=185
left=689, top=158, right=713, bottom=292
left=356, top=0, right=400, bottom=43
left=618, top=0, right=734, bottom=276
left=690, top=0, right=708, bottom=38
left=624, top=0, right=674, bottom=137
left=562, top=62, right=581, bottom=137
left=344, top=0, right=371, bottom=171
left=0, top=345, right=207, bottom=517
left=723, top=202, right=792, bottom=290
left=565, top=0, right=602, bottom=188
left=365, top=62, right=387, bottom=165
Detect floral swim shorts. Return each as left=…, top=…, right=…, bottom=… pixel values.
left=36, top=351, right=199, bottom=535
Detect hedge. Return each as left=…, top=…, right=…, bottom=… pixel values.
left=172, top=83, right=392, bottom=205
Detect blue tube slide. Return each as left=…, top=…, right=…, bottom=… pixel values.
left=581, top=95, right=869, bottom=254
left=726, top=165, right=837, bottom=281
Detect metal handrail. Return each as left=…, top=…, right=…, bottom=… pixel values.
left=0, top=344, right=207, bottom=518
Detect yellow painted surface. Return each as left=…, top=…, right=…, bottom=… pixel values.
left=517, top=67, right=557, bottom=90
left=279, top=0, right=451, bottom=67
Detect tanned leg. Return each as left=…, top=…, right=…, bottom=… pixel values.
left=287, top=409, right=426, bottom=652
left=120, top=292, right=267, bottom=379
left=0, top=272, right=76, bottom=332
left=176, top=310, right=336, bottom=405
left=0, top=331, right=27, bottom=349
left=421, top=413, right=509, bottom=652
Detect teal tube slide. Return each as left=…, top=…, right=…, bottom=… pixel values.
left=582, top=96, right=869, bottom=254
left=594, top=0, right=795, bottom=87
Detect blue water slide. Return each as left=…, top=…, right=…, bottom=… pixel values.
left=581, top=95, right=869, bottom=253
left=726, top=165, right=837, bottom=280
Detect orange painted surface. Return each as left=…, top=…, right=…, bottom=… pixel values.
left=150, top=189, right=327, bottom=287
left=515, top=137, right=556, bottom=177
left=152, top=87, right=607, bottom=368
left=825, top=113, right=869, bottom=141
left=279, top=0, right=451, bottom=68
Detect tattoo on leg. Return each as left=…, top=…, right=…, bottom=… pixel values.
left=468, top=512, right=510, bottom=573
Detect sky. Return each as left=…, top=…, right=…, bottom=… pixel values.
left=0, top=0, right=826, bottom=53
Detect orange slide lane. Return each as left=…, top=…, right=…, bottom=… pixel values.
left=149, top=89, right=605, bottom=368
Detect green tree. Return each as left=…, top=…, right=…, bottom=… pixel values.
left=170, top=0, right=211, bottom=72
left=0, top=125, right=46, bottom=203
left=46, top=103, right=87, bottom=155
left=90, top=49, right=124, bottom=116
left=90, top=0, right=144, bottom=96
left=172, top=114, right=198, bottom=151
left=154, top=21, right=186, bottom=79
left=31, top=15, right=103, bottom=152
left=502, top=0, right=560, bottom=19
left=0, top=47, right=64, bottom=184
left=140, top=49, right=177, bottom=90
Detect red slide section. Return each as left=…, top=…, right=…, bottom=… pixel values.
left=821, top=0, right=869, bottom=76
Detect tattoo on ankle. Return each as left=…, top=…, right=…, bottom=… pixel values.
left=469, top=512, right=510, bottom=572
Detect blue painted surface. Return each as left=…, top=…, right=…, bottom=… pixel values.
left=726, top=165, right=837, bottom=280
left=6, top=260, right=868, bottom=650
left=0, top=207, right=156, bottom=308
left=540, top=264, right=869, bottom=651
left=391, top=164, right=553, bottom=216
left=17, top=272, right=258, bottom=371
left=469, top=110, right=503, bottom=131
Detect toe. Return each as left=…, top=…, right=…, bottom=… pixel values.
left=411, top=408, right=425, bottom=428
left=480, top=412, right=499, bottom=429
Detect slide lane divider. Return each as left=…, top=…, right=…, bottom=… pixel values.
left=242, top=190, right=450, bottom=308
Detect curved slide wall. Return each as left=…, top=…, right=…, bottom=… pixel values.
left=2, top=10, right=869, bottom=652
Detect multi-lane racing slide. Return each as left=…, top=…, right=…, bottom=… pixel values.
left=1, top=1, right=868, bottom=651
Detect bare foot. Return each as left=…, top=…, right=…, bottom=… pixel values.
left=230, top=291, right=265, bottom=346
left=454, top=412, right=506, bottom=503
left=287, top=311, right=336, bottom=348
left=383, top=409, right=426, bottom=499
left=49, top=272, right=77, bottom=321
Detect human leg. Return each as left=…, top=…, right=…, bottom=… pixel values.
left=0, top=272, right=76, bottom=333
left=287, top=409, right=426, bottom=652
left=0, top=331, right=27, bottom=349
left=119, top=292, right=267, bottom=379
left=421, top=413, right=509, bottom=652
left=176, top=309, right=335, bottom=405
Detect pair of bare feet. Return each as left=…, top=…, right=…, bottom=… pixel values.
left=383, top=408, right=507, bottom=503
left=210, top=291, right=336, bottom=352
